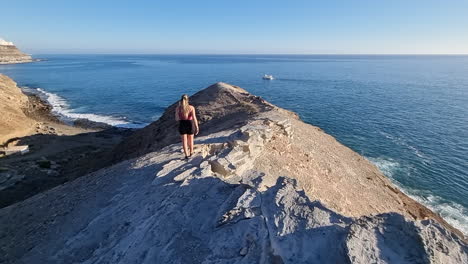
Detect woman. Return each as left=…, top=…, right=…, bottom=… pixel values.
left=175, top=94, right=199, bottom=159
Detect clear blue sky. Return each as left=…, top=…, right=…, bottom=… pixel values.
left=1, top=0, right=468, bottom=54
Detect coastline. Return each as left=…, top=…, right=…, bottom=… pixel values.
left=27, top=86, right=468, bottom=237
left=1, top=74, right=466, bottom=239
left=1, top=79, right=117, bottom=146
left=0, top=74, right=132, bottom=207
left=0, top=74, right=465, bottom=236
left=253, top=109, right=467, bottom=241
left=0, top=43, right=34, bottom=65
left=369, top=156, right=468, bottom=237
left=31, top=86, right=144, bottom=128
left=0, top=60, right=33, bottom=65
left=0, top=82, right=465, bottom=263
left=0, top=58, right=44, bottom=65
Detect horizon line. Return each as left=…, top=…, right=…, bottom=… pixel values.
left=30, top=53, right=468, bottom=56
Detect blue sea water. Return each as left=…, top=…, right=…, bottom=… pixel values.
left=1, top=54, right=467, bottom=235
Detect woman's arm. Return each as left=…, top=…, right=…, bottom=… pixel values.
left=175, top=106, right=180, bottom=121
left=192, top=106, right=199, bottom=135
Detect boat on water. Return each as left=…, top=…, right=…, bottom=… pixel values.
left=262, top=74, right=274, bottom=80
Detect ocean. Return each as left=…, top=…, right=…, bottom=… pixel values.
left=1, top=54, right=467, bottom=235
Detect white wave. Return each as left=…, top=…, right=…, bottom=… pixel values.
left=410, top=194, right=468, bottom=236
left=35, top=88, right=131, bottom=127
left=367, top=156, right=468, bottom=237
left=367, top=157, right=400, bottom=176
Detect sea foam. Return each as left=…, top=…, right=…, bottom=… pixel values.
left=368, top=156, right=468, bottom=237
left=35, top=88, right=138, bottom=127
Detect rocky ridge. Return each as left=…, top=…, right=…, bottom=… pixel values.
left=0, top=83, right=466, bottom=263
left=112, top=82, right=277, bottom=161
left=0, top=39, right=32, bottom=64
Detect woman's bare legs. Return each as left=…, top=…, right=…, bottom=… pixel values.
left=188, top=134, right=194, bottom=156
left=181, top=134, right=189, bottom=158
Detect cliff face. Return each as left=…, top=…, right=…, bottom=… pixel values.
left=0, top=83, right=466, bottom=263
left=0, top=75, right=36, bottom=145
left=0, top=74, right=58, bottom=146
left=0, top=42, right=32, bottom=64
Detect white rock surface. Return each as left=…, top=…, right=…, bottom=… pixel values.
left=2, top=145, right=29, bottom=156
left=1, top=119, right=466, bottom=263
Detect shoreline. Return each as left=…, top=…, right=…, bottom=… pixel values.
left=30, top=86, right=145, bottom=129
left=23, top=88, right=114, bottom=130
left=0, top=58, right=46, bottom=65
left=0, top=74, right=133, bottom=207
left=369, top=156, right=468, bottom=237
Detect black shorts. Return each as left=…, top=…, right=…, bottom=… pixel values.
left=178, top=120, right=194, bottom=135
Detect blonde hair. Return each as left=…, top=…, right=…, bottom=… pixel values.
left=179, top=94, right=191, bottom=117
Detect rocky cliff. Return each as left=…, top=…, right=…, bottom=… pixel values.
left=0, top=39, right=32, bottom=64
left=0, top=74, right=62, bottom=146
left=0, top=83, right=466, bottom=263
left=0, top=75, right=39, bottom=145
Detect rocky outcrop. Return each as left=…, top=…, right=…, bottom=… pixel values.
left=0, top=82, right=466, bottom=263
left=0, top=39, right=32, bottom=64
left=112, top=82, right=285, bottom=161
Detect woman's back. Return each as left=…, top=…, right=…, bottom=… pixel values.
left=178, top=105, right=193, bottom=120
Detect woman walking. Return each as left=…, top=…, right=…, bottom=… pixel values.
left=175, top=94, right=199, bottom=159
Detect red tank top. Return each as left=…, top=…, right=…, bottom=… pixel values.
left=178, top=107, right=193, bottom=120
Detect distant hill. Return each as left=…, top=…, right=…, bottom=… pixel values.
left=0, top=38, right=32, bottom=64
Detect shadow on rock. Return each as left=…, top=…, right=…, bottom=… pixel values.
left=0, top=127, right=132, bottom=208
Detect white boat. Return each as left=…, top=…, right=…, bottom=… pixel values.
left=262, top=74, right=274, bottom=80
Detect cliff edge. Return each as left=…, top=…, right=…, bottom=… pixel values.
left=0, top=82, right=466, bottom=263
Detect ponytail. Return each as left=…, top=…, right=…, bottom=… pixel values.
left=179, top=94, right=190, bottom=117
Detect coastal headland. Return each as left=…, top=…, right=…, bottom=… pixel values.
left=0, top=78, right=466, bottom=263
left=0, top=39, right=33, bottom=64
